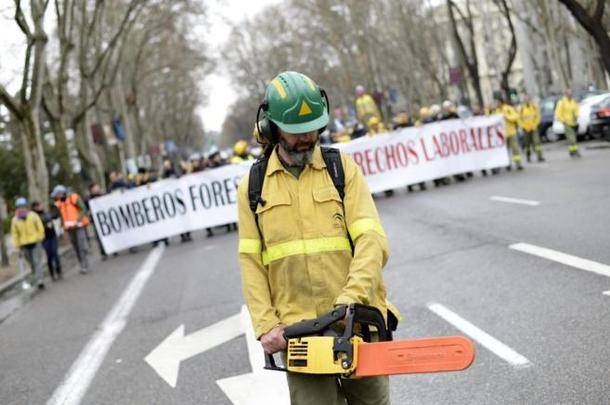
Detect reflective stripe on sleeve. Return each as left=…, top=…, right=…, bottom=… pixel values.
left=239, top=239, right=262, bottom=254
left=262, top=237, right=351, bottom=265
left=348, top=218, right=386, bottom=240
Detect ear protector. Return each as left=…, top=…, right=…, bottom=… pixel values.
left=255, top=88, right=330, bottom=145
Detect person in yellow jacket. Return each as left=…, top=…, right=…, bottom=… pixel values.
left=230, top=140, right=253, bottom=164
left=554, top=88, right=581, bottom=158
left=518, top=93, right=545, bottom=163
left=238, top=72, right=393, bottom=405
left=10, top=197, right=46, bottom=289
left=355, top=85, right=382, bottom=131
left=494, top=97, right=523, bottom=170
left=366, top=116, right=388, bottom=135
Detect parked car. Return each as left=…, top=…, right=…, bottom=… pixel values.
left=577, top=93, right=610, bottom=139
left=539, top=95, right=560, bottom=142
left=588, top=96, right=610, bottom=141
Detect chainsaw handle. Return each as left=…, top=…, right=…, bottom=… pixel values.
left=283, top=306, right=347, bottom=339
left=264, top=352, right=287, bottom=372
left=347, top=304, right=392, bottom=342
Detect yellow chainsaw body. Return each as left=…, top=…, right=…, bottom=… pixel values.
left=286, top=336, right=362, bottom=374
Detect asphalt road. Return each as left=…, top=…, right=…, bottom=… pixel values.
left=0, top=140, right=609, bottom=405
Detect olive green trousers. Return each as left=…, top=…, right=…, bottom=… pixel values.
left=286, top=372, right=390, bottom=405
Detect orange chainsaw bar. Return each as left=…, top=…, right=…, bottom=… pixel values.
left=354, top=336, right=475, bottom=377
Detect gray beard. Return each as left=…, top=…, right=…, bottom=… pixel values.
left=288, top=149, right=314, bottom=166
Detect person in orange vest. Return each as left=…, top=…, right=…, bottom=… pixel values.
left=51, top=185, right=91, bottom=274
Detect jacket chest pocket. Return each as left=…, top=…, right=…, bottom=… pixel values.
left=256, top=192, right=295, bottom=245
left=312, top=187, right=346, bottom=237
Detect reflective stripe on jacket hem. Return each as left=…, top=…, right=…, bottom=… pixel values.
left=239, top=239, right=262, bottom=254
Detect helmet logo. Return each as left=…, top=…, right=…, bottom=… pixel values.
left=271, top=79, right=287, bottom=99
left=298, top=100, right=312, bottom=116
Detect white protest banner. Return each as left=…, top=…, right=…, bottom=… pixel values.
left=89, top=115, right=508, bottom=252
left=89, top=163, right=251, bottom=254
left=336, top=115, right=508, bottom=193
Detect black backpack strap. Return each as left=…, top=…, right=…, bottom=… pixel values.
left=320, top=147, right=345, bottom=201
left=320, top=147, right=354, bottom=254
left=248, top=156, right=269, bottom=214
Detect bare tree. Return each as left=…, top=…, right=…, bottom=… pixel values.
left=0, top=0, right=51, bottom=204
left=447, top=0, right=484, bottom=107
left=556, top=0, right=610, bottom=78
left=494, top=0, right=518, bottom=99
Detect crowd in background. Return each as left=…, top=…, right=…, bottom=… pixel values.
left=9, top=83, right=585, bottom=292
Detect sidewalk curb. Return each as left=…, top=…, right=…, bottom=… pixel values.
left=0, top=245, right=72, bottom=296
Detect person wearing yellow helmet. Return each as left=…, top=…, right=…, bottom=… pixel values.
left=367, top=116, right=387, bottom=135
left=231, top=140, right=253, bottom=164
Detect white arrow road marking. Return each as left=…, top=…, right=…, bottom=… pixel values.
left=216, top=306, right=290, bottom=405
left=48, top=245, right=165, bottom=405
left=510, top=243, right=610, bottom=278
left=145, top=312, right=243, bottom=388
left=490, top=196, right=540, bottom=206
left=428, top=303, right=532, bottom=368
left=146, top=304, right=289, bottom=403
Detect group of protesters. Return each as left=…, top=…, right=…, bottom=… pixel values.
left=9, top=185, right=90, bottom=290
left=315, top=84, right=582, bottom=195
left=8, top=144, right=256, bottom=291
left=9, top=82, right=582, bottom=291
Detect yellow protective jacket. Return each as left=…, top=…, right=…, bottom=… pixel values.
left=518, top=103, right=541, bottom=132
left=368, top=122, right=388, bottom=136
left=355, top=94, right=381, bottom=125
left=555, top=97, right=579, bottom=127
left=495, top=104, right=519, bottom=137
left=238, top=146, right=391, bottom=338
left=11, top=211, right=44, bottom=248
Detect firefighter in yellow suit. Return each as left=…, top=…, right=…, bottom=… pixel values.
left=518, top=93, right=545, bottom=163
left=494, top=96, right=523, bottom=170
left=238, top=71, right=395, bottom=405
left=554, top=88, right=581, bottom=158
left=355, top=85, right=382, bottom=131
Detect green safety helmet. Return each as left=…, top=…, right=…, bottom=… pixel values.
left=256, top=71, right=329, bottom=144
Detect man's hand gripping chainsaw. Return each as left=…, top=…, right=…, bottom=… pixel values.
left=265, top=304, right=475, bottom=377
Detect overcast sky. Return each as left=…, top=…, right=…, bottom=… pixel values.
left=0, top=0, right=282, bottom=133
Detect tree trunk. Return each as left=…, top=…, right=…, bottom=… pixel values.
left=76, top=83, right=104, bottom=186
left=19, top=108, right=49, bottom=206
left=114, top=69, right=137, bottom=161
left=48, top=116, right=74, bottom=186
left=0, top=196, right=9, bottom=267
left=539, top=0, right=569, bottom=89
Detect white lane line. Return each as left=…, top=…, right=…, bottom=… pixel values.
left=490, top=196, right=540, bottom=206
left=428, top=303, right=532, bottom=368
left=603, top=291, right=610, bottom=296
left=510, top=243, right=610, bottom=278
left=48, top=245, right=165, bottom=405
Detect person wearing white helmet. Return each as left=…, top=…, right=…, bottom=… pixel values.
left=10, top=197, right=46, bottom=289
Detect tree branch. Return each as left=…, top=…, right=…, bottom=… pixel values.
left=0, top=85, right=23, bottom=119
left=14, top=0, right=32, bottom=38
left=593, top=0, right=605, bottom=23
